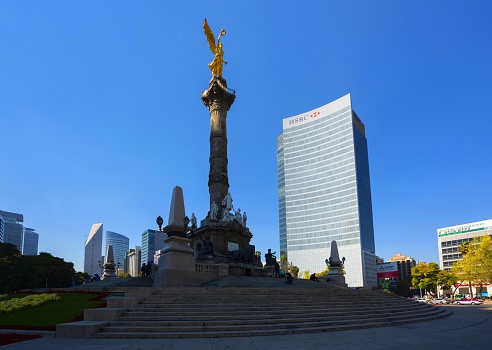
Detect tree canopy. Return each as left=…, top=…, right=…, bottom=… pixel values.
left=411, top=262, right=440, bottom=295
left=0, top=242, right=76, bottom=293
left=451, top=236, right=492, bottom=297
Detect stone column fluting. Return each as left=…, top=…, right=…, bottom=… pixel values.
left=201, top=75, right=236, bottom=216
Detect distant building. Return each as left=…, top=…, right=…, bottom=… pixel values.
left=22, top=227, right=39, bottom=255
left=126, top=246, right=142, bottom=277
left=84, top=223, right=103, bottom=276
left=438, top=219, right=492, bottom=271
left=0, top=210, right=24, bottom=251
left=438, top=219, right=492, bottom=297
left=141, top=229, right=167, bottom=267
left=105, top=231, right=129, bottom=273
left=277, top=94, right=377, bottom=289
left=387, top=253, right=416, bottom=281
left=0, top=212, right=4, bottom=242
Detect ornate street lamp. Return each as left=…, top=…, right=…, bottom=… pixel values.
left=156, top=216, right=164, bottom=231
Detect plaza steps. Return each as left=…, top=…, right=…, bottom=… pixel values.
left=92, top=284, right=450, bottom=338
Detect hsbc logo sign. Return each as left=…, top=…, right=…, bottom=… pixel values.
left=288, top=111, right=321, bottom=126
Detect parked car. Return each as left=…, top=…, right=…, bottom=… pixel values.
left=416, top=298, right=428, bottom=303
left=453, top=298, right=484, bottom=305
left=430, top=298, right=450, bottom=304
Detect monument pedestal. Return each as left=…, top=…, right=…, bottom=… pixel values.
left=327, top=270, right=347, bottom=287
left=263, top=265, right=275, bottom=277
left=154, top=235, right=200, bottom=287
left=326, top=240, right=348, bottom=287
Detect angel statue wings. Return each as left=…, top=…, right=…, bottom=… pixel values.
left=203, top=18, right=227, bottom=76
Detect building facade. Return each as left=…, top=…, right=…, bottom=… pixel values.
left=105, top=231, right=129, bottom=273
left=438, top=219, right=492, bottom=271
left=141, top=229, right=167, bottom=268
left=84, top=223, right=103, bottom=276
left=277, top=94, right=377, bottom=289
left=387, top=253, right=416, bottom=281
left=0, top=210, right=24, bottom=252
left=0, top=213, right=4, bottom=242
left=438, top=219, right=492, bottom=297
left=126, top=246, right=142, bottom=277
left=22, top=227, right=39, bottom=255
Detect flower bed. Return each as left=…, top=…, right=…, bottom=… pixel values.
left=0, top=293, right=60, bottom=313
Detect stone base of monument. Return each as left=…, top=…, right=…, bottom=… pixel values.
left=263, top=265, right=276, bottom=277
left=228, top=263, right=266, bottom=277
left=327, top=271, right=347, bottom=287
left=101, top=268, right=116, bottom=280
left=154, top=235, right=201, bottom=288
left=187, top=220, right=264, bottom=276
left=196, top=255, right=216, bottom=264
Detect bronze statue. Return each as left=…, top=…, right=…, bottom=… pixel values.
left=203, top=18, right=227, bottom=76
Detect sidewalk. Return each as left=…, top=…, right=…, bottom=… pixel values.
left=2, top=304, right=492, bottom=349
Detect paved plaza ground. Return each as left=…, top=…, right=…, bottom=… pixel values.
left=2, top=303, right=492, bottom=349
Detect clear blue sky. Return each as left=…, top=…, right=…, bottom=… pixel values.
left=1, top=1, right=491, bottom=273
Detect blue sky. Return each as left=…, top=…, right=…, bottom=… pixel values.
left=1, top=1, right=491, bottom=273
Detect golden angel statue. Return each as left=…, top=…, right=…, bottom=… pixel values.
left=203, top=18, right=227, bottom=76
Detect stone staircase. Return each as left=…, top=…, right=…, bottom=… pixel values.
left=92, top=285, right=450, bottom=338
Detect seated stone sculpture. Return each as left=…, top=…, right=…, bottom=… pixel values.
left=199, top=235, right=214, bottom=256
left=264, top=248, right=277, bottom=266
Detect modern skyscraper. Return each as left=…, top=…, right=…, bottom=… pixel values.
left=0, top=210, right=24, bottom=252
left=277, top=94, right=377, bottom=289
left=141, top=229, right=167, bottom=267
left=22, top=227, right=39, bottom=255
left=84, top=223, right=103, bottom=276
left=105, top=231, right=129, bottom=273
left=0, top=213, right=4, bottom=243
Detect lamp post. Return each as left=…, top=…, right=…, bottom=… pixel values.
left=156, top=216, right=163, bottom=231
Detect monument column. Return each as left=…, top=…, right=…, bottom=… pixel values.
left=201, top=76, right=235, bottom=214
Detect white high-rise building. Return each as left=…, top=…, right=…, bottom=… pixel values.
left=277, top=94, right=377, bottom=289
left=84, top=223, right=103, bottom=276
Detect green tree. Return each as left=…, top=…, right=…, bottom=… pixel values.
left=452, top=236, right=492, bottom=298
left=285, top=262, right=299, bottom=278
left=395, top=279, right=412, bottom=297
left=73, top=271, right=91, bottom=285
left=437, top=269, right=459, bottom=298
left=5, top=252, right=76, bottom=291
left=317, top=266, right=330, bottom=276
left=302, top=270, right=311, bottom=279
left=280, top=255, right=288, bottom=270
left=0, top=243, right=22, bottom=293
left=411, top=262, right=440, bottom=297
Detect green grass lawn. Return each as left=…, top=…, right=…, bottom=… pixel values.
left=0, top=292, right=107, bottom=328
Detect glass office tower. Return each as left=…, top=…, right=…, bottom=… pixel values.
left=22, top=228, right=39, bottom=255
left=105, top=231, right=130, bottom=273
left=277, top=94, right=377, bottom=288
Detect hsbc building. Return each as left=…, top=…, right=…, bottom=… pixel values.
left=277, top=94, right=377, bottom=289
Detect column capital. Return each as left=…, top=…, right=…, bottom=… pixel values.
left=201, top=75, right=235, bottom=111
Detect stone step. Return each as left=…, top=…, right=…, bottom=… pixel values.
left=125, top=302, right=427, bottom=313
left=111, top=308, right=444, bottom=327
left=123, top=307, right=428, bottom=318
left=93, top=312, right=450, bottom=339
